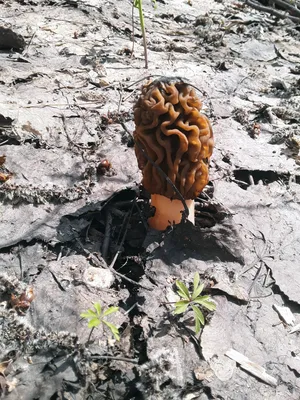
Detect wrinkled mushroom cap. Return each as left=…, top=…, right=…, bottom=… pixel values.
left=133, top=79, right=214, bottom=200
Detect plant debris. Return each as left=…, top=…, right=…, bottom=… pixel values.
left=0, top=0, right=300, bottom=399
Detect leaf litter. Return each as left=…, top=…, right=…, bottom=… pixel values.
left=0, top=0, right=300, bottom=398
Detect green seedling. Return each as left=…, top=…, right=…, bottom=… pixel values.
left=81, top=302, right=120, bottom=341
left=174, top=272, right=216, bottom=334
left=133, top=0, right=156, bottom=68
left=133, top=0, right=148, bottom=68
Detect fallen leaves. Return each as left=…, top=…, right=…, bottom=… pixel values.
left=0, top=360, right=18, bottom=397
left=10, top=287, right=35, bottom=314
left=0, top=155, right=12, bottom=182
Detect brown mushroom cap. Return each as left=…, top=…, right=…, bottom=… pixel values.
left=133, top=79, right=214, bottom=200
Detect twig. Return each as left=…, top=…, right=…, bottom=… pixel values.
left=107, top=205, right=134, bottom=271
left=45, top=16, right=95, bottom=25
left=91, top=355, right=139, bottom=364
left=87, top=327, right=95, bottom=343
left=57, top=246, right=63, bottom=262
left=248, top=264, right=262, bottom=295
left=23, top=30, right=37, bottom=56
left=102, top=210, right=113, bottom=259
left=124, top=301, right=138, bottom=315
left=73, top=99, right=97, bottom=138
left=271, top=0, right=300, bottom=17
left=75, top=237, right=152, bottom=290
left=85, top=218, right=93, bottom=241
left=117, top=83, right=123, bottom=115
left=60, top=114, right=92, bottom=150
left=245, top=0, right=300, bottom=23
left=226, top=348, right=277, bottom=386
left=101, top=253, right=151, bottom=289
left=109, top=207, right=126, bottom=218
left=122, top=88, right=138, bottom=103
left=17, top=248, right=23, bottom=280
left=134, top=201, right=148, bottom=230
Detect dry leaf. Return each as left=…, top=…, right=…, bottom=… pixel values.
left=0, top=172, right=12, bottom=182
left=0, top=360, right=11, bottom=374
left=6, top=378, right=18, bottom=393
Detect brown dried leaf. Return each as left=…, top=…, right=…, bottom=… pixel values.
left=0, top=360, right=11, bottom=374
left=0, top=172, right=12, bottom=182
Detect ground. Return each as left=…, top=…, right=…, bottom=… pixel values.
left=1, top=0, right=300, bottom=399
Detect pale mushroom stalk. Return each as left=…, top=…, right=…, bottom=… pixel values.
left=148, top=195, right=194, bottom=231
left=133, top=78, right=214, bottom=231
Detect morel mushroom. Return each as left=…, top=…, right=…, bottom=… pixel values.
left=133, top=78, right=214, bottom=230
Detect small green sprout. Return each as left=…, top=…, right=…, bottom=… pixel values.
left=81, top=302, right=120, bottom=341
left=133, top=0, right=148, bottom=68
left=174, top=272, right=216, bottom=334
left=132, top=0, right=157, bottom=68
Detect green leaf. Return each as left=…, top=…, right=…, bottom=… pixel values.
left=192, top=283, right=204, bottom=300
left=112, top=331, right=120, bottom=341
left=176, top=280, right=190, bottom=300
left=194, top=298, right=216, bottom=311
left=103, top=321, right=120, bottom=341
left=193, top=272, right=200, bottom=291
left=93, top=302, right=102, bottom=316
left=191, top=305, right=205, bottom=326
left=174, top=301, right=189, bottom=314
left=103, top=320, right=118, bottom=333
left=88, top=318, right=101, bottom=329
left=103, top=306, right=119, bottom=317
left=175, top=300, right=189, bottom=306
left=80, top=309, right=97, bottom=319
left=194, top=295, right=210, bottom=301
left=195, top=315, right=201, bottom=334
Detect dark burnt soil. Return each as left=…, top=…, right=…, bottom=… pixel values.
left=1, top=0, right=300, bottom=399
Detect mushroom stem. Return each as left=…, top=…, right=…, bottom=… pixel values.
left=148, top=194, right=194, bottom=231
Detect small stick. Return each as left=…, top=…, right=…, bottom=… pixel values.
left=23, top=30, right=37, bottom=57
left=134, top=201, right=148, bottom=230
left=75, top=238, right=152, bottom=291
left=225, top=348, right=277, bottom=386
left=91, top=355, right=139, bottom=364
left=57, top=246, right=63, bottom=261
left=124, top=301, right=138, bottom=315
left=17, top=249, right=23, bottom=280
left=109, top=207, right=126, bottom=218
left=269, top=0, right=300, bottom=17
left=248, top=264, right=262, bottom=295
left=245, top=0, right=300, bottom=23
left=87, top=327, right=95, bottom=343
left=102, top=210, right=113, bottom=259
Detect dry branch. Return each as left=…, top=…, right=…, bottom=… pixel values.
left=245, top=0, right=300, bottom=23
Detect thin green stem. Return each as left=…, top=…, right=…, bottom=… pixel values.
left=134, top=0, right=148, bottom=69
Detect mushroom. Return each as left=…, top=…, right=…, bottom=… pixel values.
left=133, top=78, right=214, bottom=230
